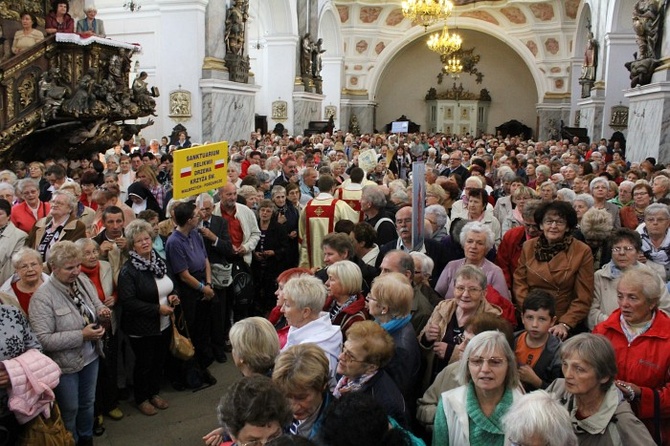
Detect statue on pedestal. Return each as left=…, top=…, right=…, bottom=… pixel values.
left=625, top=0, right=664, bottom=87
left=579, top=27, right=598, bottom=98
left=224, top=0, right=250, bottom=83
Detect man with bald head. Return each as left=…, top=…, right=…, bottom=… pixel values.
left=212, top=183, right=260, bottom=267
left=379, top=249, right=434, bottom=336
left=376, top=205, right=448, bottom=288
left=440, top=150, right=469, bottom=180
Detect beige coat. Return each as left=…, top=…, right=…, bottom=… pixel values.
left=514, top=237, right=594, bottom=328
left=589, top=261, right=670, bottom=330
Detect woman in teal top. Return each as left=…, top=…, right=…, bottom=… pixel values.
left=433, top=331, right=522, bottom=446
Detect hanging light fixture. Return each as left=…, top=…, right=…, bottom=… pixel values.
left=427, top=24, right=462, bottom=56
left=123, top=0, right=141, bottom=12
left=402, top=0, right=454, bottom=30
left=445, top=52, right=463, bottom=78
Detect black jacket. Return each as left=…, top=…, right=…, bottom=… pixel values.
left=377, top=238, right=448, bottom=288
left=202, top=215, right=233, bottom=265
left=118, top=255, right=176, bottom=337
left=360, top=369, right=408, bottom=428
left=385, top=323, right=421, bottom=411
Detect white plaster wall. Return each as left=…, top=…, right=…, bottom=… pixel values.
left=375, top=29, right=537, bottom=136
left=90, top=0, right=207, bottom=143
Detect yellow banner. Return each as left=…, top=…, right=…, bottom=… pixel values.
left=172, top=141, right=228, bottom=199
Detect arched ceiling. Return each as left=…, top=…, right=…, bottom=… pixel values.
left=332, top=0, right=582, bottom=99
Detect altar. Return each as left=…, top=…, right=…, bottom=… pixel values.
left=425, top=85, right=491, bottom=136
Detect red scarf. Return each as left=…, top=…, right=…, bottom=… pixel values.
left=80, top=263, right=105, bottom=302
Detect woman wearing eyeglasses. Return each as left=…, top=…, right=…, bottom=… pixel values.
left=420, top=265, right=502, bottom=386
left=546, top=333, right=655, bottom=445
left=514, top=201, right=594, bottom=340
left=215, top=375, right=292, bottom=446
left=637, top=203, right=670, bottom=281
left=0, top=248, right=47, bottom=313
left=620, top=183, right=653, bottom=230
left=589, top=228, right=670, bottom=330
left=433, top=330, right=522, bottom=446
left=334, top=320, right=408, bottom=427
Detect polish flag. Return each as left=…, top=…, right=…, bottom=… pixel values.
left=180, top=167, right=192, bottom=178
left=215, top=159, right=225, bottom=169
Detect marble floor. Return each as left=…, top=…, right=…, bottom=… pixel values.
left=96, top=359, right=240, bottom=446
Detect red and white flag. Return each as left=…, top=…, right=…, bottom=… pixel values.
left=180, top=166, right=192, bottom=178
left=215, top=159, right=225, bottom=169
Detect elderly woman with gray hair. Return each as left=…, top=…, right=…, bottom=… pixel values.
left=580, top=207, right=614, bottom=270
left=502, top=390, right=577, bottom=446
left=29, top=241, right=111, bottom=444
left=546, top=333, right=655, bottom=445
left=593, top=268, right=670, bottom=443
left=76, top=5, right=106, bottom=37
left=637, top=203, right=670, bottom=281
left=26, top=189, right=87, bottom=263
left=432, top=330, right=522, bottom=446
left=573, top=192, right=594, bottom=227
left=0, top=247, right=48, bottom=313
left=361, top=185, right=397, bottom=245
left=590, top=177, right=621, bottom=229
left=435, top=221, right=510, bottom=300
left=425, top=204, right=449, bottom=242
left=281, top=274, right=342, bottom=387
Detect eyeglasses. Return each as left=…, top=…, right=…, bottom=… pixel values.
left=633, top=192, right=649, bottom=197
left=365, top=294, right=377, bottom=302
left=542, top=219, right=567, bottom=227
left=454, top=286, right=483, bottom=295
left=340, top=345, right=367, bottom=363
left=468, top=357, right=507, bottom=368
left=395, top=218, right=412, bottom=225
left=612, top=246, right=636, bottom=253
left=645, top=217, right=669, bottom=224
left=17, top=262, right=41, bottom=272
left=237, top=429, right=283, bottom=446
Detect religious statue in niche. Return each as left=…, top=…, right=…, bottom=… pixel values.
left=169, top=89, right=191, bottom=119
left=225, top=0, right=248, bottom=56
left=579, top=24, right=598, bottom=98
left=349, top=114, right=360, bottom=136
left=625, top=0, right=664, bottom=87
left=301, top=33, right=314, bottom=78
left=272, top=100, right=288, bottom=120
left=312, top=38, right=325, bottom=78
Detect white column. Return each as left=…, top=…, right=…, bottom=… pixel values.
left=600, top=32, right=638, bottom=139
left=321, top=56, right=344, bottom=129
left=262, top=35, right=299, bottom=134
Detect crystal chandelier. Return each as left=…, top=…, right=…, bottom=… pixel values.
left=427, top=25, right=462, bottom=56
left=445, top=53, right=463, bottom=78
left=123, top=0, right=141, bottom=12
left=402, top=0, right=454, bottom=30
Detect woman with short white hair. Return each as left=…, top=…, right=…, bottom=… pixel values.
left=77, top=5, right=106, bottom=37
left=281, top=274, right=342, bottom=388
left=502, top=390, right=577, bottom=446
left=435, top=221, right=510, bottom=300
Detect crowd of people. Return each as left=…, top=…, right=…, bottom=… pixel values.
left=0, top=127, right=669, bottom=446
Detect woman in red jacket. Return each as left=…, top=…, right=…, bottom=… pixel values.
left=593, top=267, right=670, bottom=445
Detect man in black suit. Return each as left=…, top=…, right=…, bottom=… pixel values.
left=376, top=205, right=448, bottom=288
left=440, top=150, right=470, bottom=181
left=196, top=193, right=233, bottom=363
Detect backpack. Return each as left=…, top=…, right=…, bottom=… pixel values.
left=230, top=262, right=256, bottom=307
